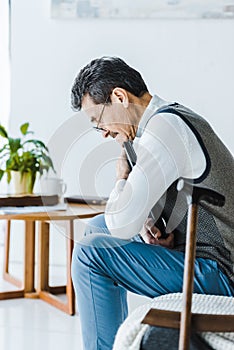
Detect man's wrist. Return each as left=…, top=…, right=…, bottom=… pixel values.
left=116, top=175, right=128, bottom=181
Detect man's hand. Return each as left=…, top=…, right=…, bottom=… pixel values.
left=140, top=218, right=174, bottom=249
left=116, top=148, right=131, bottom=181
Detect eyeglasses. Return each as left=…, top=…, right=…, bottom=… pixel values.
left=93, top=98, right=109, bottom=133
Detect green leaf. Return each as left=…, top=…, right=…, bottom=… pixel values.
left=29, top=171, right=36, bottom=193
left=0, top=144, right=8, bottom=152
left=41, top=154, right=55, bottom=172
left=20, top=122, right=29, bottom=135
left=6, top=157, right=16, bottom=170
left=23, top=139, right=48, bottom=151
left=0, top=169, right=4, bottom=181
left=8, top=138, right=22, bottom=153
left=0, top=146, right=9, bottom=159
left=6, top=170, right=11, bottom=183
left=0, top=125, right=8, bottom=138
left=0, top=123, right=55, bottom=181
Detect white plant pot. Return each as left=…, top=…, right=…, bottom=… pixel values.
left=11, top=171, right=35, bottom=194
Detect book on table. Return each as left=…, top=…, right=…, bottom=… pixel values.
left=0, top=194, right=59, bottom=207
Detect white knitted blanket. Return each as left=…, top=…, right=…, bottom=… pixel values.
left=113, top=293, right=234, bottom=350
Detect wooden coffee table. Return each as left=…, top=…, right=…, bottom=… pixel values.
left=0, top=203, right=105, bottom=315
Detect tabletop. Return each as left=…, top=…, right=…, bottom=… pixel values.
left=0, top=203, right=105, bottom=221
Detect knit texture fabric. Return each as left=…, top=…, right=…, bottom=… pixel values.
left=155, top=103, right=234, bottom=285
left=113, top=293, right=234, bottom=350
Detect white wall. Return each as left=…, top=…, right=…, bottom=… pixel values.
left=7, top=0, right=234, bottom=264
left=0, top=1, right=10, bottom=242
left=0, top=0, right=10, bottom=129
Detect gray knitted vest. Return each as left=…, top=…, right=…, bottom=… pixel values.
left=154, top=103, right=234, bottom=286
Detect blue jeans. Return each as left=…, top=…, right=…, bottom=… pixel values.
left=71, top=214, right=234, bottom=350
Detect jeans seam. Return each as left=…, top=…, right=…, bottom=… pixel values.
left=88, top=266, right=100, bottom=350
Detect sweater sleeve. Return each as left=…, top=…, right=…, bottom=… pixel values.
left=105, top=113, right=206, bottom=239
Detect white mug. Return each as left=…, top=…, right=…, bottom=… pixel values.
left=40, top=177, right=67, bottom=196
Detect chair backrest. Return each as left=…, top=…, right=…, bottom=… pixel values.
left=177, top=179, right=226, bottom=349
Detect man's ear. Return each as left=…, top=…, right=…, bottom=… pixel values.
left=111, top=88, right=129, bottom=108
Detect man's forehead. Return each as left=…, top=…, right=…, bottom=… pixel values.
left=81, top=94, right=96, bottom=110
left=82, top=94, right=102, bottom=122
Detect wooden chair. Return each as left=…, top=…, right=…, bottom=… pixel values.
left=142, top=179, right=234, bottom=350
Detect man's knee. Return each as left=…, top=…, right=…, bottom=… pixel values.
left=85, top=213, right=109, bottom=235
left=72, top=234, right=109, bottom=268
left=72, top=233, right=125, bottom=270
left=71, top=237, right=96, bottom=281
left=71, top=234, right=114, bottom=283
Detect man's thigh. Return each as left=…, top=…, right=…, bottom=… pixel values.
left=78, top=233, right=232, bottom=297
left=77, top=233, right=184, bottom=296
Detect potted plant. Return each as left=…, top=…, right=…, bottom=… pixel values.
left=0, top=122, right=55, bottom=194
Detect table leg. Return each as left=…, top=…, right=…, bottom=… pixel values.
left=1, top=219, right=36, bottom=300
left=3, top=220, right=10, bottom=275
left=37, top=221, right=50, bottom=292
left=66, top=220, right=75, bottom=315
left=37, top=219, right=76, bottom=315
left=3, top=220, right=22, bottom=288
left=24, top=221, right=36, bottom=295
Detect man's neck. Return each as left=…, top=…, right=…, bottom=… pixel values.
left=129, top=92, right=152, bottom=109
